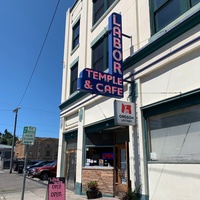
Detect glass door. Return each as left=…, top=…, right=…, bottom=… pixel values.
left=66, top=150, right=76, bottom=190
left=115, top=144, right=129, bottom=196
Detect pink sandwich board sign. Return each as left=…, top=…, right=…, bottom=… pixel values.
left=48, top=177, right=65, bottom=200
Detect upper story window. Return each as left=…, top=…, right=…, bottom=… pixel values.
left=151, top=0, right=200, bottom=33
left=70, top=62, right=78, bottom=94
left=93, top=0, right=115, bottom=25
left=92, top=35, right=108, bottom=72
left=46, top=151, right=50, bottom=157
left=72, top=20, right=80, bottom=50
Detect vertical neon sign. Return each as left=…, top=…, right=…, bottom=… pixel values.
left=77, top=13, right=123, bottom=98
left=108, top=13, right=123, bottom=77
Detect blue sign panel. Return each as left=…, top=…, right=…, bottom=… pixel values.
left=77, top=13, right=123, bottom=98
left=108, top=13, right=123, bottom=77
left=78, top=68, right=123, bottom=97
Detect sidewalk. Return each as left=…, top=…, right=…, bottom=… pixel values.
left=0, top=188, right=88, bottom=200
left=0, top=188, right=118, bottom=200
left=0, top=170, right=119, bottom=200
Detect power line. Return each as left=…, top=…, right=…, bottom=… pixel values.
left=0, top=104, right=59, bottom=114
left=17, top=0, right=61, bottom=106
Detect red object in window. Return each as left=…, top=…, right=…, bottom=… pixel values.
left=102, top=153, right=114, bottom=160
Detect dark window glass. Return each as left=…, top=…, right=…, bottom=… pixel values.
left=86, top=132, right=114, bottom=146
left=70, top=62, right=78, bottom=94
left=152, top=0, right=199, bottom=33
left=46, top=151, right=50, bottom=156
left=93, top=0, right=104, bottom=24
left=92, top=35, right=108, bottom=72
left=108, top=0, right=115, bottom=7
left=72, top=20, right=80, bottom=50
left=86, top=147, right=114, bottom=167
left=93, top=0, right=116, bottom=25
left=155, top=0, right=186, bottom=31
left=191, top=0, right=200, bottom=6
left=92, top=40, right=104, bottom=71
left=153, top=0, right=168, bottom=10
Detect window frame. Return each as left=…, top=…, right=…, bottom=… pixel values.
left=72, top=20, right=80, bottom=50
left=93, top=0, right=115, bottom=25
left=85, top=145, right=114, bottom=167
left=150, top=0, right=200, bottom=34
left=148, top=105, right=200, bottom=162
left=143, top=90, right=200, bottom=164
left=91, top=34, right=108, bottom=72
left=70, top=62, right=78, bottom=95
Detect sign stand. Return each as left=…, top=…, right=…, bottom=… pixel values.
left=21, top=126, right=36, bottom=200
left=21, top=145, right=29, bottom=200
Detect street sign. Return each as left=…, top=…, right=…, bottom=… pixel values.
left=22, top=126, right=36, bottom=145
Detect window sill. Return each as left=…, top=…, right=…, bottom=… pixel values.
left=71, top=44, right=79, bottom=56
left=83, top=166, right=114, bottom=169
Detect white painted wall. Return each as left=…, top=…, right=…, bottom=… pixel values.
left=148, top=164, right=200, bottom=200
left=62, top=0, right=151, bottom=102
left=141, top=46, right=200, bottom=106
left=60, top=0, right=200, bottom=199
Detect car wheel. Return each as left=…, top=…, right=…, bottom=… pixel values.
left=40, top=172, right=49, bottom=180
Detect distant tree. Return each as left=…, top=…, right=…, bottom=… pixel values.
left=4, top=129, right=12, bottom=139
left=0, top=129, right=18, bottom=145
left=0, top=137, right=7, bottom=144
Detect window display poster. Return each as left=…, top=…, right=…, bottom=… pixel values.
left=48, top=177, right=65, bottom=200
left=99, top=159, right=103, bottom=166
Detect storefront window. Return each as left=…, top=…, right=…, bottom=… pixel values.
left=148, top=105, right=200, bottom=162
left=85, top=146, right=114, bottom=167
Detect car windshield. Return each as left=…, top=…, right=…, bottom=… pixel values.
left=49, top=161, right=56, bottom=166
left=34, top=161, right=43, bottom=165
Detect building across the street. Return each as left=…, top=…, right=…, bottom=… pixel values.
left=57, top=0, right=200, bottom=200
left=14, top=137, right=58, bottom=161
left=0, top=144, right=12, bottom=169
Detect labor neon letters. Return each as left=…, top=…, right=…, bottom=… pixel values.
left=77, top=13, right=123, bottom=98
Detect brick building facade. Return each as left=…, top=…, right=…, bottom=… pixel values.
left=14, top=137, right=58, bottom=160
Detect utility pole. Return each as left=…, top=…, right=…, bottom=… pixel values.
left=9, top=107, right=20, bottom=174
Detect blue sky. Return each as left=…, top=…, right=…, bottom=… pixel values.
left=0, top=0, right=74, bottom=139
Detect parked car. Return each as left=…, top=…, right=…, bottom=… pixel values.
left=13, top=159, right=38, bottom=172
left=26, top=160, right=54, bottom=173
left=30, top=161, right=57, bottom=180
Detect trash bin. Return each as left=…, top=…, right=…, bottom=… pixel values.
left=18, top=165, right=23, bottom=173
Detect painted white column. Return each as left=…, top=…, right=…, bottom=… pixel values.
left=61, top=9, right=70, bottom=102
left=128, top=83, right=136, bottom=190
left=128, top=82, right=141, bottom=192
left=136, top=78, right=149, bottom=198
left=57, top=117, right=66, bottom=177
left=129, top=125, right=136, bottom=189
left=75, top=107, right=84, bottom=194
